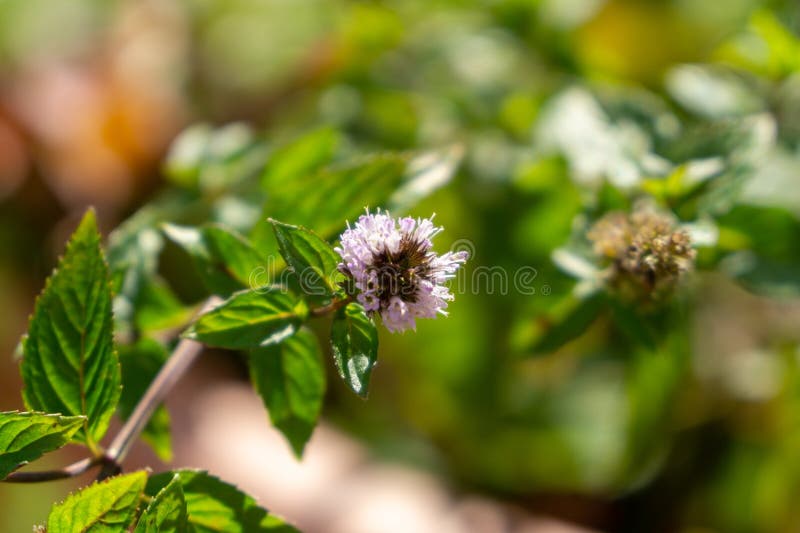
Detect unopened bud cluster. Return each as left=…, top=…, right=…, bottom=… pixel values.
left=587, top=207, right=695, bottom=303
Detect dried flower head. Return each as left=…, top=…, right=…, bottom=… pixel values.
left=336, top=210, right=468, bottom=332
left=587, top=206, right=695, bottom=302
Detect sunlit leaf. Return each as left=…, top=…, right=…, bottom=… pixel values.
left=48, top=471, right=148, bottom=533
left=0, top=411, right=85, bottom=480
left=146, top=470, right=298, bottom=532
left=134, top=474, right=188, bottom=533
left=184, top=288, right=308, bottom=349
left=21, top=209, right=121, bottom=445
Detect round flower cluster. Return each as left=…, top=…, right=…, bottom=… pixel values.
left=588, top=206, right=695, bottom=303
left=336, top=210, right=468, bottom=332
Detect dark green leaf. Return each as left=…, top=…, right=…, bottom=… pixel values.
left=0, top=411, right=85, bottom=479
left=21, top=209, right=121, bottom=445
left=529, top=293, right=607, bottom=355
left=163, top=223, right=268, bottom=295
left=609, top=301, right=659, bottom=351
left=184, top=288, right=307, bottom=349
left=118, top=339, right=173, bottom=462
left=135, top=474, right=188, bottom=533
left=146, top=470, right=299, bottom=532
left=48, top=470, right=148, bottom=533
left=204, top=224, right=270, bottom=288
left=331, top=302, right=379, bottom=397
left=270, top=219, right=342, bottom=299
left=249, top=328, right=326, bottom=456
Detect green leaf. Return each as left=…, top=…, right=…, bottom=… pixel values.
left=163, top=223, right=268, bottom=295
left=184, top=288, right=308, bottom=349
left=270, top=219, right=342, bottom=299
left=252, top=153, right=409, bottom=249
left=135, top=276, right=194, bottom=333
left=529, top=293, right=607, bottom=355
left=135, top=474, right=188, bottom=533
left=48, top=470, right=148, bottom=533
left=118, top=339, right=173, bottom=462
left=146, top=470, right=299, bottom=532
left=0, top=411, right=85, bottom=479
left=21, top=209, right=121, bottom=445
left=252, top=148, right=459, bottom=254
left=249, top=328, right=326, bottom=456
left=260, top=127, right=340, bottom=191
left=165, top=123, right=266, bottom=191
left=609, top=301, right=659, bottom=351
left=204, top=224, right=270, bottom=288
left=330, top=303, right=379, bottom=397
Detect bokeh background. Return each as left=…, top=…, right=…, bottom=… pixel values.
left=2, top=0, right=800, bottom=531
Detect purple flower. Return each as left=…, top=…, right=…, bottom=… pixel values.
left=335, top=210, right=468, bottom=332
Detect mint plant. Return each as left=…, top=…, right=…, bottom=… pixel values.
left=0, top=127, right=467, bottom=531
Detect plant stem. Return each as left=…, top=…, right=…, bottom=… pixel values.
left=104, top=296, right=222, bottom=468
left=3, top=457, right=102, bottom=483
left=309, top=295, right=353, bottom=317
left=1, top=296, right=221, bottom=484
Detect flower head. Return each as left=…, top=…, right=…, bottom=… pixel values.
left=587, top=205, right=696, bottom=303
left=336, top=210, right=468, bottom=332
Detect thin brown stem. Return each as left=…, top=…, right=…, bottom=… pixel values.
left=104, top=296, right=222, bottom=468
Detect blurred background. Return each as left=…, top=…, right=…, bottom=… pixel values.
left=2, top=0, right=800, bottom=531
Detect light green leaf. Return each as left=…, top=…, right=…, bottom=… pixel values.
left=48, top=470, right=148, bottom=533
left=252, top=153, right=409, bottom=250
left=135, top=474, right=188, bottom=533
left=249, top=328, right=326, bottom=456
left=145, top=470, right=299, bottom=533
left=0, top=411, right=85, bottom=479
left=270, top=219, right=342, bottom=299
left=118, top=339, right=173, bottom=462
left=165, top=123, right=265, bottom=191
left=134, top=276, right=194, bottom=333
left=21, top=209, right=121, bottom=446
left=184, top=288, right=308, bottom=349
left=163, top=223, right=267, bottom=295
left=260, top=127, right=340, bottom=191
left=330, top=303, right=379, bottom=397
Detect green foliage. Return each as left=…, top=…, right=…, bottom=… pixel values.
left=249, top=328, right=326, bottom=456
left=118, top=339, right=173, bottom=462
left=145, top=470, right=297, bottom=532
left=255, top=153, right=408, bottom=244
left=528, top=293, right=607, bottom=355
left=331, top=303, right=379, bottom=397
left=47, top=471, right=148, bottom=532
left=260, top=127, right=340, bottom=191
left=163, top=223, right=267, bottom=295
left=20, top=210, right=121, bottom=447
left=184, top=288, right=308, bottom=349
left=271, top=219, right=343, bottom=300
left=0, top=412, right=84, bottom=479
left=134, top=474, right=189, bottom=533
